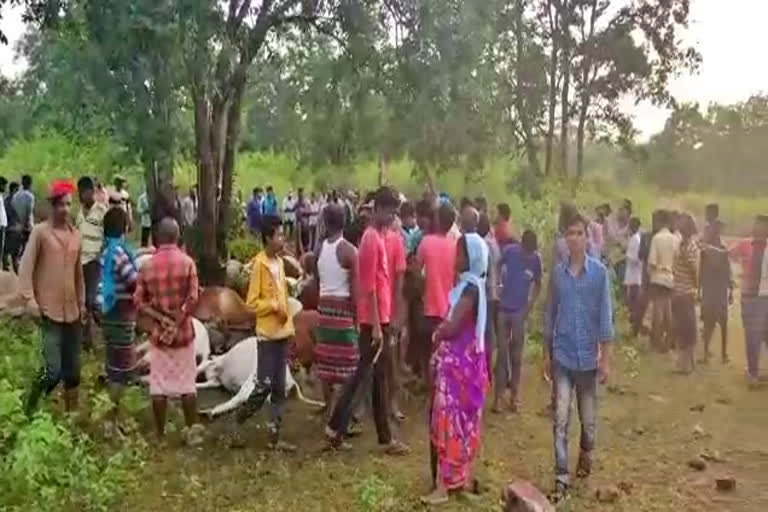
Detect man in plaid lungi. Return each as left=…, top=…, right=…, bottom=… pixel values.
left=134, top=217, right=204, bottom=446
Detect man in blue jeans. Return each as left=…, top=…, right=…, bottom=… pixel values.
left=545, top=213, right=613, bottom=501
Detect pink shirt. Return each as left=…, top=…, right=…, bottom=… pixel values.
left=417, top=234, right=457, bottom=318
left=385, top=229, right=407, bottom=295
left=357, top=227, right=391, bottom=325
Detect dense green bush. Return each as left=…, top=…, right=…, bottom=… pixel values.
left=229, top=235, right=262, bottom=263
left=0, top=320, right=146, bottom=512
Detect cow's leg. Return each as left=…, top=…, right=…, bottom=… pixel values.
left=196, top=358, right=216, bottom=378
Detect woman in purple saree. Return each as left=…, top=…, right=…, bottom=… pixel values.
left=422, top=233, right=489, bottom=505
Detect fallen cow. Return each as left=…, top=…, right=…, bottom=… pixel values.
left=196, top=336, right=324, bottom=418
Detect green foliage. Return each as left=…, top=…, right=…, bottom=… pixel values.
left=0, top=130, right=138, bottom=189
left=0, top=319, right=147, bottom=512
left=357, top=474, right=396, bottom=512
left=642, top=96, right=768, bottom=196
left=229, top=235, right=262, bottom=263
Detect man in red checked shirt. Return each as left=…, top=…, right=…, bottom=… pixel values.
left=134, top=217, right=204, bottom=446
left=325, top=186, right=410, bottom=455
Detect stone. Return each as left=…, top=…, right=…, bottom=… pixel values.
left=503, top=481, right=555, bottom=512
left=689, top=404, right=706, bottom=412
left=715, top=397, right=732, bottom=405
left=648, top=394, right=667, bottom=404
left=715, top=477, right=736, bottom=492
left=693, top=424, right=707, bottom=438
left=617, top=481, right=634, bottom=494
left=633, top=426, right=647, bottom=436
left=700, top=450, right=726, bottom=463
left=595, top=485, right=621, bottom=503
left=688, top=458, right=707, bottom=471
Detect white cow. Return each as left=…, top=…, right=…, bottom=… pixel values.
left=137, top=317, right=211, bottom=375
left=196, top=337, right=324, bottom=417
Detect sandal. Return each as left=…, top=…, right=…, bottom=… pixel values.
left=384, top=439, right=410, bottom=456
left=420, top=489, right=449, bottom=506
left=346, top=422, right=364, bottom=437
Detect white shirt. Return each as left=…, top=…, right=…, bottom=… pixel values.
left=624, top=231, right=642, bottom=286
left=181, top=196, right=196, bottom=226
left=266, top=257, right=282, bottom=292
left=282, top=196, right=297, bottom=222
left=0, top=193, right=6, bottom=228
left=648, top=228, right=680, bottom=289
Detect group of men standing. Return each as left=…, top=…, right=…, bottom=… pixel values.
left=12, top=176, right=206, bottom=445
left=246, top=186, right=352, bottom=253
left=0, top=174, right=36, bottom=273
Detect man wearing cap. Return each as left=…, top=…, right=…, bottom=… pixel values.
left=19, top=180, right=86, bottom=416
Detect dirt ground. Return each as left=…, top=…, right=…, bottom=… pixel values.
left=121, top=301, right=768, bottom=512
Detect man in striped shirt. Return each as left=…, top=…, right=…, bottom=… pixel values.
left=77, top=177, right=109, bottom=351
left=672, top=213, right=699, bottom=374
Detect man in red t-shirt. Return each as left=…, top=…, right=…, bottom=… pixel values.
left=385, top=222, right=407, bottom=420
left=414, top=203, right=457, bottom=386
left=326, top=186, right=410, bottom=455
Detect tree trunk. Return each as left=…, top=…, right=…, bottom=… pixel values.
left=193, top=86, right=220, bottom=284
left=558, top=0, right=571, bottom=177
left=544, top=0, right=559, bottom=176
left=216, top=64, right=248, bottom=257
left=378, top=151, right=389, bottom=185
left=514, top=0, right=541, bottom=176
left=576, top=0, right=598, bottom=179
left=576, top=100, right=587, bottom=179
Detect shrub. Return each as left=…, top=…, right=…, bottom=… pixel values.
left=229, top=235, right=262, bottom=263
left=0, top=320, right=147, bottom=512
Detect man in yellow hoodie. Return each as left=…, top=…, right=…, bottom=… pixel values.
left=235, top=215, right=296, bottom=452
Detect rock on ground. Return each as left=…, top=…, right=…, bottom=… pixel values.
left=716, top=477, right=736, bottom=492
left=502, top=481, right=555, bottom=512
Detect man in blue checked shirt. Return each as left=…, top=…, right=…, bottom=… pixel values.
left=544, top=212, right=614, bottom=502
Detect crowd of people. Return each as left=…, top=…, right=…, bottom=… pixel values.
left=1, top=172, right=767, bottom=505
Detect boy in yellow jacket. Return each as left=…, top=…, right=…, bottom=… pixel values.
left=235, top=215, right=296, bottom=452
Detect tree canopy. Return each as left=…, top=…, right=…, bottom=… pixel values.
left=7, top=0, right=767, bottom=279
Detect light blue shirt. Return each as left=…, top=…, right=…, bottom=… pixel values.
left=545, top=255, right=614, bottom=371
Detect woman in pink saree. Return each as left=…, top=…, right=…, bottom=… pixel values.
left=422, top=233, right=489, bottom=505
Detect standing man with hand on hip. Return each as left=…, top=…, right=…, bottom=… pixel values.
left=20, top=180, right=85, bottom=417
left=545, top=213, right=614, bottom=502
